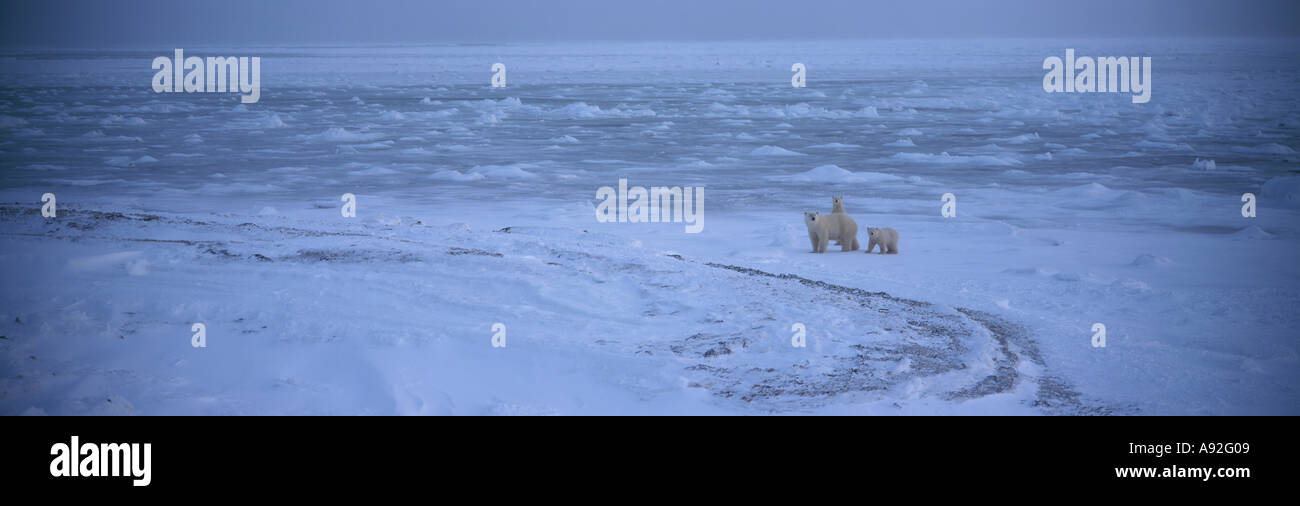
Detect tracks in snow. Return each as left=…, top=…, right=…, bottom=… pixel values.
left=0, top=204, right=1124, bottom=414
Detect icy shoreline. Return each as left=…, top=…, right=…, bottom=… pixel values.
left=1, top=203, right=1122, bottom=415
left=3, top=196, right=1294, bottom=414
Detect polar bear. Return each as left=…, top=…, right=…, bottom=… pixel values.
left=831, top=196, right=847, bottom=214
left=827, top=196, right=859, bottom=248
left=866, top=227, right=899, bottom=254
left=804, top=210, right=859, bottom=253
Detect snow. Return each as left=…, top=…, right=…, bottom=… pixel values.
left=0, top=38, right=1297, bottom=415
left=1232, top=143, right=1295, bottom=155
left=768, top=165, right=904, bottom=184
left=1261, top=176, right=1300, bottom=207
left=750, top=145, right=806, bottom=156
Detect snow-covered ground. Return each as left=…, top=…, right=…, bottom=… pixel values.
left=1, top=39, right=1297, bottom=414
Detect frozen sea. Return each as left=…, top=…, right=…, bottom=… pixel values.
left=0, top=39, right=1297, bottom=415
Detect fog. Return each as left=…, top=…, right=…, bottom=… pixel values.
left=2, top=0, right=1297, bottom=47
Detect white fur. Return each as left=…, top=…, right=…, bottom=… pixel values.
left=866, top=227, right=899, bottom=254
left=804, top=210, right=859, bottom=253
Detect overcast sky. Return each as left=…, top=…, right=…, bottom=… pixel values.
left=2, top=0, right=1297, bottom=47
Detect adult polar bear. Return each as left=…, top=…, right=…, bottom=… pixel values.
left=803, top=196, right=859, bottom=253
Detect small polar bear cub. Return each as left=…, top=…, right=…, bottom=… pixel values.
left=804, top=210, right=859, bottom=253
left=866, top=227, right=899, bottom=254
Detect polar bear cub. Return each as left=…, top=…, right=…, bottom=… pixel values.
left=866, top=227, right=899, bottom=254
left=827, top=196, right=859, bottom=249
left=831, top=196, right=847, bottom=213
left=804, top=209, right=859, bottom=253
